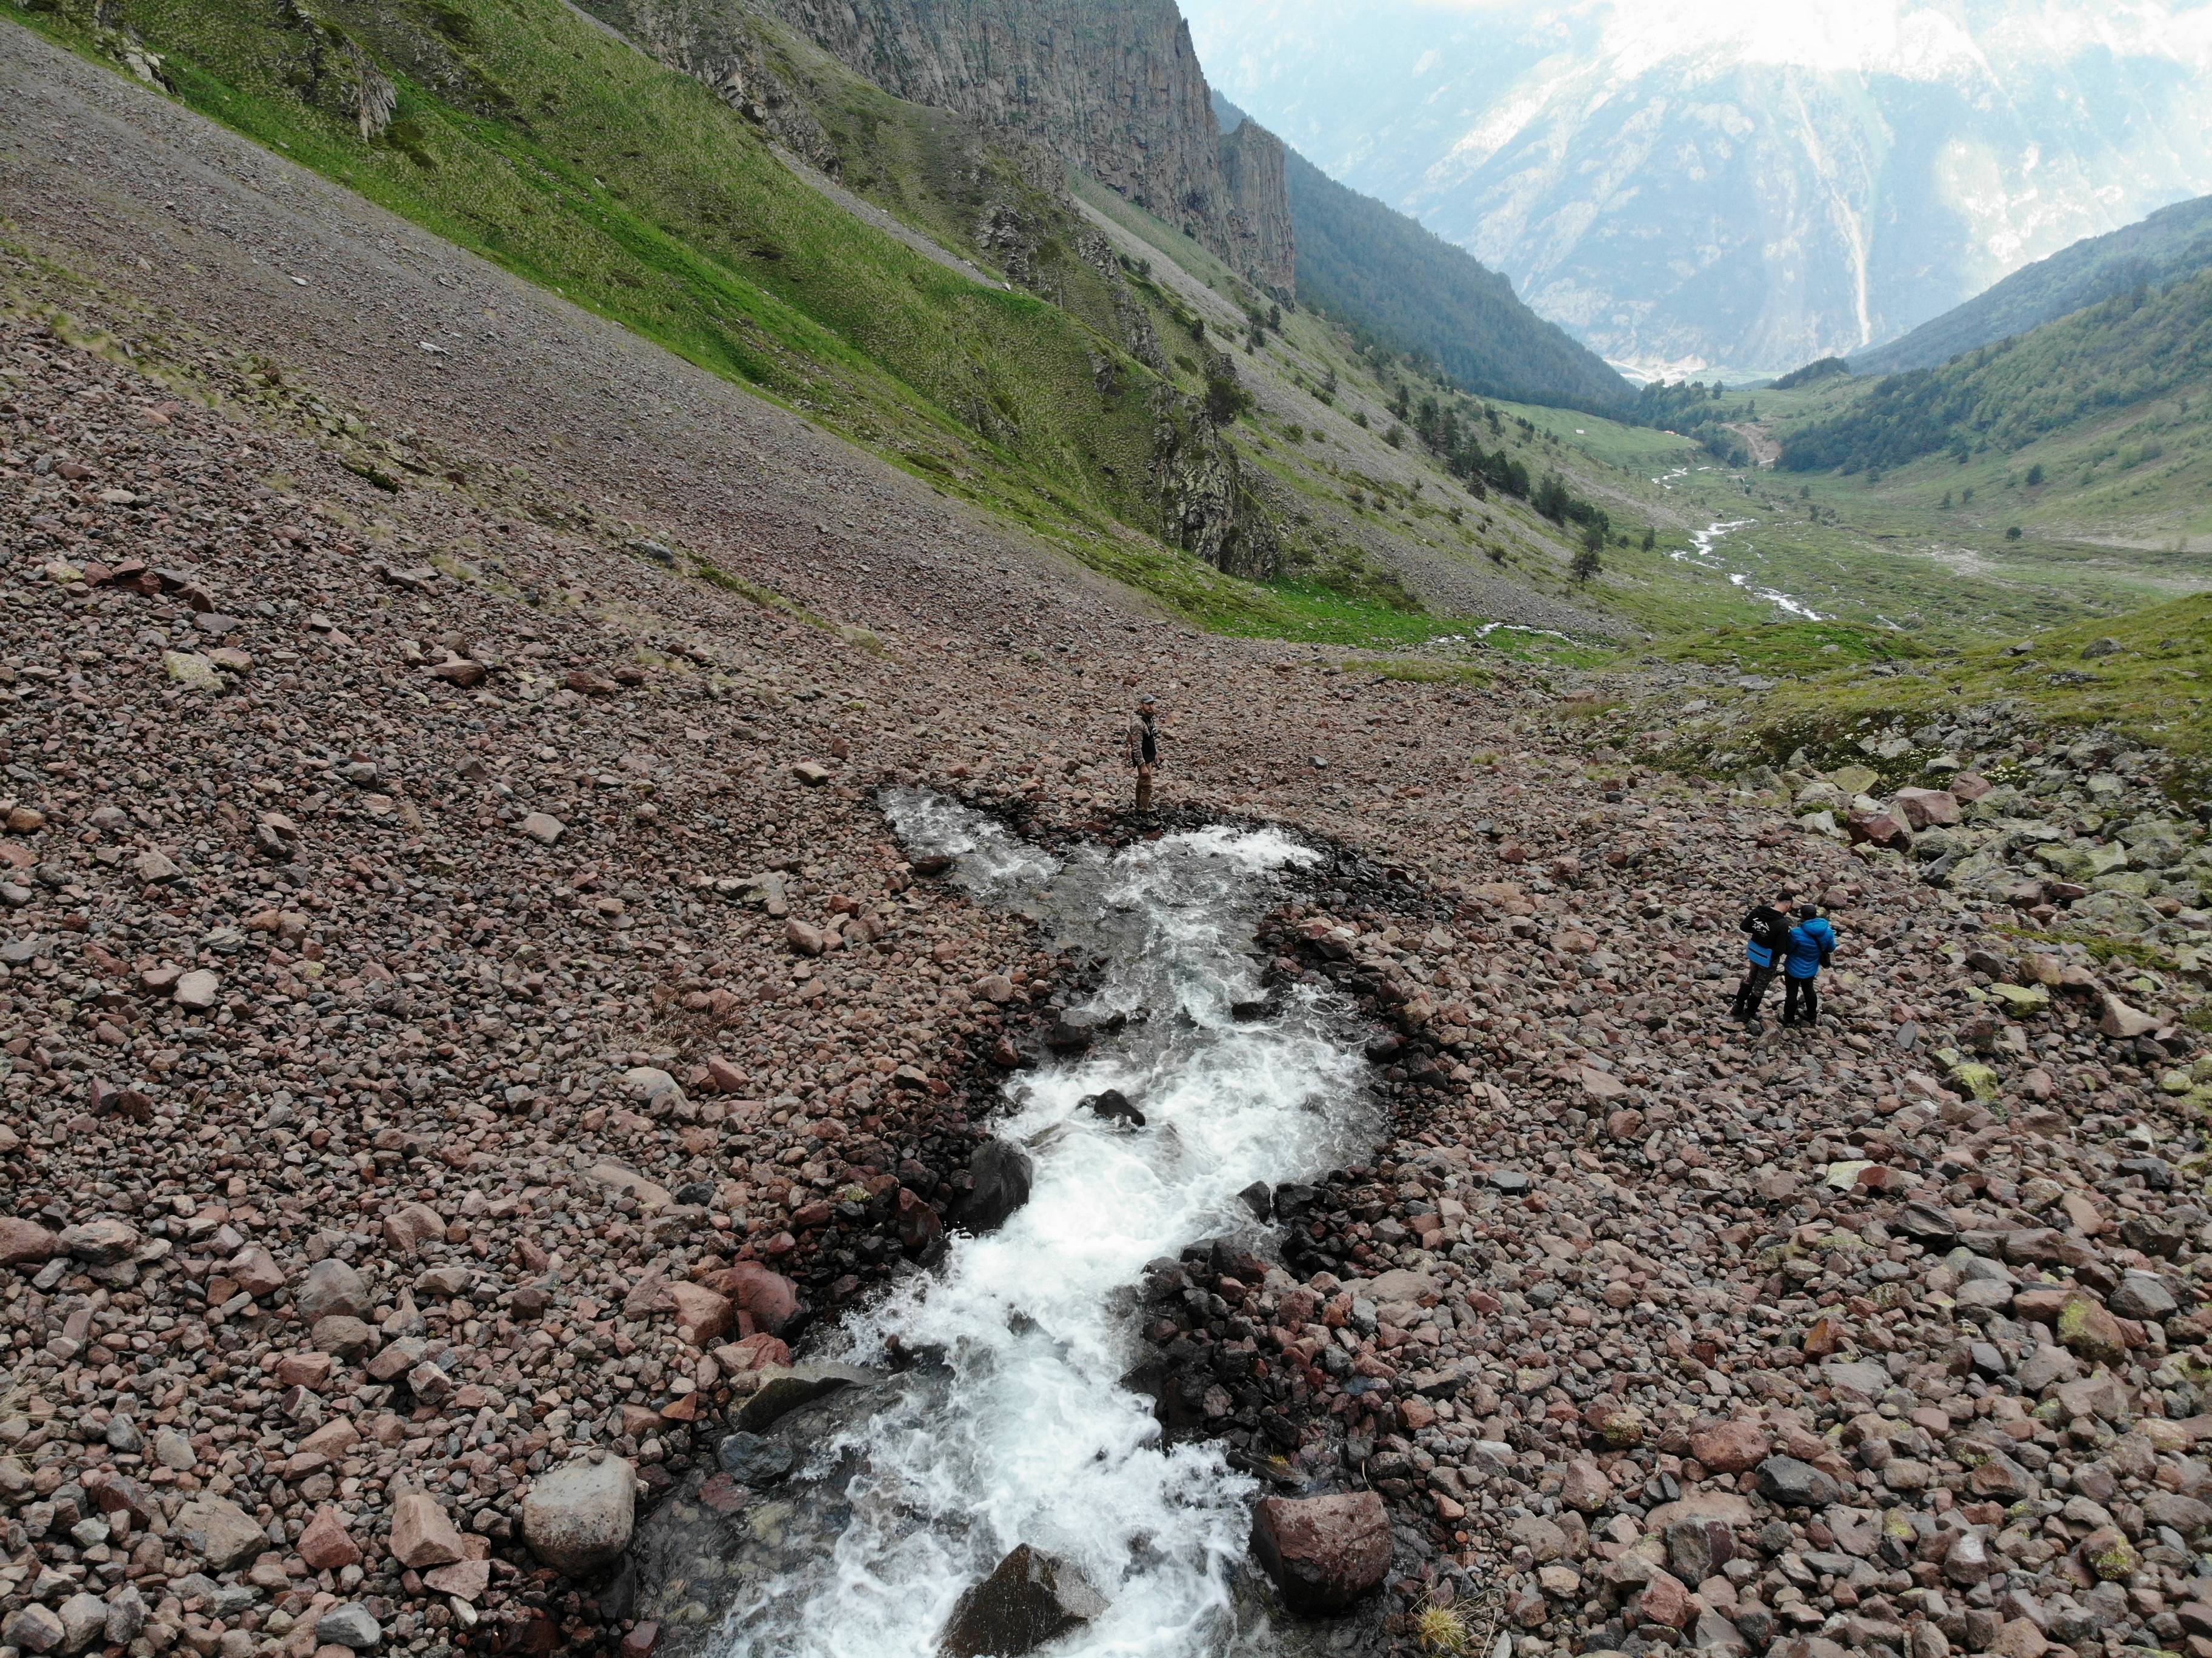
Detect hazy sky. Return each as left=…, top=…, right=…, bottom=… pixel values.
left=1184, top=0, right=2212, bottom=85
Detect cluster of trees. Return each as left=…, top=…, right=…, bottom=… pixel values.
left=1770, top=356, right=1851, bottom=391
left=1370, top=382, right=1620, bottom=570
left=1781, top=271, right=2212, bottom=474
left=1629, top=378, right=1759, bottom=464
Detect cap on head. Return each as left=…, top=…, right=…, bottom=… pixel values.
left=1139, top=695, right=1156, bottom=707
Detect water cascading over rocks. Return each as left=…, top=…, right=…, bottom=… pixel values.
left=670, top=792, right=1381, bottom=1657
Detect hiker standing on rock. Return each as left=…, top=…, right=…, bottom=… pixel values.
left=1782, top=903, right=1838, bottom=1030
left=1731, top=892, right=1792, bottom=1028
left=1126, top=694, right=1160, bottom=813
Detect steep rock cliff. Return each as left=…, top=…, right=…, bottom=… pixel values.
left=1217, top=118, right=1293, bottom=298
left=759, top=0, right=1293, bottom=291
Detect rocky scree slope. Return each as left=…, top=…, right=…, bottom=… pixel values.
left=0, top=232, right=1604, bottom=1658
left=6, top=0, right=1295, bottom=590
left=0, top=271, right=2210, bottom=1658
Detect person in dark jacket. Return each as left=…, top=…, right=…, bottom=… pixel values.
left=1125, top=695, right=1160, bottom=813
left=1782, top=904, right=1838, bottom=1028
left=1731, top=895, right=1793, bottom=1026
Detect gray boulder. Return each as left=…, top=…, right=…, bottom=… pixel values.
left=522, top=1454, right=635, bottom=1577
left=295, top=1257, right=368, bottom=1322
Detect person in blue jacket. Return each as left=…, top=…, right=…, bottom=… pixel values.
left=1782, top=904, right=1837, bottom=1028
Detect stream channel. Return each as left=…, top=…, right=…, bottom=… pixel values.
left=696, top=790, right=1384, bottom=1657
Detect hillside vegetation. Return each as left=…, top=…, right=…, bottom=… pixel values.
left=1274, top=138, right=1631, bottom=416
left=1855, top=191, right=2212, bottom=376
left=1779, top=270, right=2212, bottom=476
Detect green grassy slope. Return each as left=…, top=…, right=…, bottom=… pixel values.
left=1782, top=271, right=2212, bottom=476
left=21, top=0, right=1431, bottom=636
left=1765, top=271, right=2212, bottom=560
left=1854, top=192, right=2212, bottom=376
left=25, top=0, right=1167, bottom=522
left=1634, top=593, right=2212, bottom=791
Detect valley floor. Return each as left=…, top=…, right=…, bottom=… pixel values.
left=2, top=24, right=2210, bottom=1658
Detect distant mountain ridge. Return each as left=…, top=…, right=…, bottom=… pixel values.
left=1851, top=193, right=2212, bottom=376
left=1183, top=0, right=2212, bottom=380
left=1257, top=110, right=1631, bottom=414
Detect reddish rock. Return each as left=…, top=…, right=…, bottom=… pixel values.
left=389, top=1489, right=467, bottom=1569
left=299, top=1507, right=362, bottom=1571
left=897, top=1188, right=944, bottom=1257
left=1893, top=787, right=1960, bottom=828
left=382, top=1203, right=445, bottom=1255
left=275, top=1351, right=335, bottom=1389
left=2097, top=994, right=2159, bottom=1039
left=1250, top=1492, right=1392, bottom=1613
left=1846, top=811, right=1911, bottom=850
left=1690, top=1414, right=1778, bottom=1476
left=424, top=1558, right=491, bottom=1602
left=1637, top=1571, right=1695, bottom=1630
left=669, top=1282, right=735, bottom=1348
left=719, top=1263, right=801, bottom=1336
left=1561, top=1458, right=1613, bottom=1513
left=0, top=1217, right=58, bottom=1268
left=227, top=1245, right=286, bottom=1299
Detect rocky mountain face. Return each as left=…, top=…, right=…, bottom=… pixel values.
left=1186, top=0, right=2212, bottom=379
left=1215, top=115, right=1293, bottom=295
left=760, top=0, right=1294, bottom=291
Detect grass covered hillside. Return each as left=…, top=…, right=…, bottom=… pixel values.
left=1780, top=271, right=2212, bottom=477
left=1855, top=192, right=2212, bottom=376
left=1271, top=134, right=1631, bottom=417
left=12, top=0, right=1322, bottom=608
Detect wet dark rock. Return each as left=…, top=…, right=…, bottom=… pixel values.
left=936, top=1543, right=1108, bottom=1658
left=1754, top=1456, right=1840, bottom=1508
left=955, top=1139, right=1034, bottom=1232
left=1082, top=1088, right=1146, bottom=1128
left=1894, top=1202, right=1959, bottom=1245
left=735, top=1363, right=879, bottom=1431
left=715, top=1433, right=797, bottom=1488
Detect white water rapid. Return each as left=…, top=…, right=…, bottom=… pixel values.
left=1671, top=516, right=1825, bottom=621
left=718, top=792, right=1376, bottom=1658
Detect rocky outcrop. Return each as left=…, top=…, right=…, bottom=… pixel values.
left=759, top=0, right=1294, bottom=290
left=1217, top=117, right=1294, bottom=298
left=279, top=0, right=396, bottom=140
left=1150, top=382, right=1280, bottom=580
left=579, top=0, right=839, bottom=171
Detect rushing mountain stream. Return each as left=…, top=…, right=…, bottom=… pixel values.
left=692, top=792, right=1379, bottom=1658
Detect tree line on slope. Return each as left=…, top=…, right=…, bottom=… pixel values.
left=1780, top=270, right=2212, bottom=474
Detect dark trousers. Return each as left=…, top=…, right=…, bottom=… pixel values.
left=1784, top=974, right=1819, bottom=1025
left=1732, top=964, right=1776, bottom=1019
